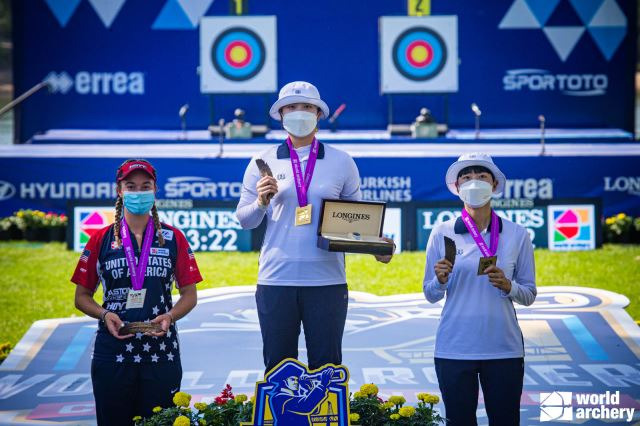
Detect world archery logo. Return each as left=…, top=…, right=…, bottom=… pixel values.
left=211, top=27, right=266, bottom=82
left=499, top=0, right=627, bottom=62
left=74, top=207, right=115, bottom=251
left=547, top=205, right=595, bottom=250
left=392, top=27, right=447, bottom=81
left=242, top=359, right=351, bottom=426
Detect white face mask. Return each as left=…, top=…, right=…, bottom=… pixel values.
left=458, top=179, right=494, bottom=208
left=283, top=110, right=317, bottom=137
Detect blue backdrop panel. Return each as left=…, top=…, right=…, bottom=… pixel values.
left=0, top=155, right=638, bottom=220
left=13, top=0, right=636, bottom=141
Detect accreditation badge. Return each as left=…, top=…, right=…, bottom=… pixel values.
left=477, top=256, right=497, bottom=275
left=295, top=204, right=312, bottom=226
left=125, top=289, right=147, bottom=309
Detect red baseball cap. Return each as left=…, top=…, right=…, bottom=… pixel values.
left=116, top=160, right=157, bottom=183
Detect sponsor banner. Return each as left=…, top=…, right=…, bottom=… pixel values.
left=415, top=199, right=601, bottom=251
left=71, top=203, right=251, bottom=252
left=13, top=0, right=636, bottom=140
left=0, top=286, right=638, bottom=424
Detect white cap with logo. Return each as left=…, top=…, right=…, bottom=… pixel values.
left=445, top=152, right=506, bottom=196
left=269, top=81, right=330, bottom=121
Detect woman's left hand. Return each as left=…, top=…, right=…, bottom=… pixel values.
left=149, top=313, right=172, bottom=337
left=374, top=237, right=395, bottom=264
left=485, top=265, right=512, bottom=293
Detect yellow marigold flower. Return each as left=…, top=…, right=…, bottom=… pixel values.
left=399, top=406, right=415, bottom=417
left=173, top=415, right=190, bottom=426
left=359, top=383, right=378, bottom=396
left=349, top=413, right=360, bottom=422
left=388, top=395, right=406, bottom=405
left=251, top=395, right=256, bottom=404
left=617, top=213, right=626, bottom=219
left=152, top=406, right=163, bottom=413
left=382, top=401, right=394, bottom=410
left=353, top=391, right=366, bottom=399
left=235, top=394, right=248, bottom=403
left=16, top=211, right=23, bottom=218
left=606, top=217, right=615, bottom=225
left=173, top=391, right=192, bottom=407
left=132, top=415, right=142, bottom=422
left=390, top=414, right=400, bottom=420
left=427, top=395, right=440, bottom=404
left=194, top=402, right=208, bottom=411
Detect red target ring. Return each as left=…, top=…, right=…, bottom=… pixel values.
left=224, top=40, right=252, bottom=68
left=406, top=40, right=433, bottom=68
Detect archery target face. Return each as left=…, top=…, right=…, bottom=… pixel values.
left=200, top=17, right=277, bottom=93
left=381, top=16, right=458, bottom=93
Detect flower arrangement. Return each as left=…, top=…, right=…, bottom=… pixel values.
left=604, top=213, right=639, bottom=243
left=0, top=210, right=67, bottom=241
left=133, top=384, right=443, bottom=426
left=349, top=384, right=444, bottom=425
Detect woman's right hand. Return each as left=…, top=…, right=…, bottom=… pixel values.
left=104, top=312, right=133, bottom=339
left=256, top=176, right=278, bottom=206
left=434, top=258, right=453, bottom=284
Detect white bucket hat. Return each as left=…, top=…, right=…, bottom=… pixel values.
left=269, top=81, right=330, bottom=121
left=445, top=152, right=506, bottom=196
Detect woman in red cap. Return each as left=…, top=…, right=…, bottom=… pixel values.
left=71, top=159, right=202, bottom=425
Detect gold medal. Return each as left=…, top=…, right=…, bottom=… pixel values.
left=295, top=204, right=312, bottom=226
left=477, top=256, right=497, bottom=275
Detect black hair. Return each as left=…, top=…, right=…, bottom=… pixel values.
left=457, top=165, right=495, bottom=181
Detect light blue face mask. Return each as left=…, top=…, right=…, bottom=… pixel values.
left=123, top=191, right=155, bottom=215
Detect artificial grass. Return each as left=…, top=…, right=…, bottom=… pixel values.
left=0, top=242, right=638, bottom=347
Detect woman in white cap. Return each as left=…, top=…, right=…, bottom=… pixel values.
left=423, top=153, right=536, bottom=426
left=235, top=81, right=393, bottom=372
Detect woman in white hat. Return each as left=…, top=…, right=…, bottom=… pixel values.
left=423, top=153, right=536, bottom=425
left=235, top=81, right=394, bottom=372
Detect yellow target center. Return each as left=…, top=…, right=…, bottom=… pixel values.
left=230, top=46, right=248, bottom=63
left=411, top=45, right=429, bottom=63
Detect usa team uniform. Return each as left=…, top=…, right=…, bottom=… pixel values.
left=71, top=222, right=202, bottom=424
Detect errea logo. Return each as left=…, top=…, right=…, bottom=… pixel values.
left=45, top=71, right=145, bottom=95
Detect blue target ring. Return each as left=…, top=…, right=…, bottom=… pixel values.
left=392, top=27, right=447, bottom=81
left=212, top=27, right=266, bottom=81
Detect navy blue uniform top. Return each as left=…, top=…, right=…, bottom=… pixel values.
left=71, top=221, right=202, bottom=364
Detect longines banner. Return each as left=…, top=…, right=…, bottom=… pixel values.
left=0, top=286, right=638, bottom=424
left=12, top=0, right=636, bottom=139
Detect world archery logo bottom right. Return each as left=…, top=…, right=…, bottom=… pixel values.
left=540, top=391, right=635, bottom=422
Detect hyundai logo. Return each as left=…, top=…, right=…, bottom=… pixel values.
left=0, top=181, right=16, bottom=201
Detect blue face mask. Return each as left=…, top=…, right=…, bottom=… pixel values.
left=123, top=191, right=155, bottom=215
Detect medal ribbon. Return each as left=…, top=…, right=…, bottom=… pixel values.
left=460, top=209, right=500, bottom=257
left=286, top=136, right=319, bottom=207
left=121, top=217, right=154, bottom=291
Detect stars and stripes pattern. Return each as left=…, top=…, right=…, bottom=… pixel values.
left=79, top=249, right=91, bottom=263
left=113, top=335, right=179, bottom=363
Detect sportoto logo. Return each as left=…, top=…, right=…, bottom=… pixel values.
left=499, top=0, right=627, bottom=61
left=540, top=391, right=573, bottom=421
left=42, top=0, right=214, bottom=30
left=0, top=181, right=16, bottom=201
left=547, top=205, right=595, bottom=250
left=392, top=27, right=447, bottom=81
left=211, top=27, right=267, bottom=82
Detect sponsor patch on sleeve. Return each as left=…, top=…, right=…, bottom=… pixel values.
left=79, top=249, right=91, bottom=263
left=188, top=248, right=195, bottom=260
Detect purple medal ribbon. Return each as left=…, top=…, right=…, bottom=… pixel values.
left=460, top=209, right=500, bottom=257
left=286, top=136, right=319, bottom=207
left=120, top=217, right=155, bottom=291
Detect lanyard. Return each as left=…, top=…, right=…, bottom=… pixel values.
left=461, top=209, right=499, bottom=257
left=120, top=217, right=154, bottom=290
left=286, top=137, right=319, bottom=207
